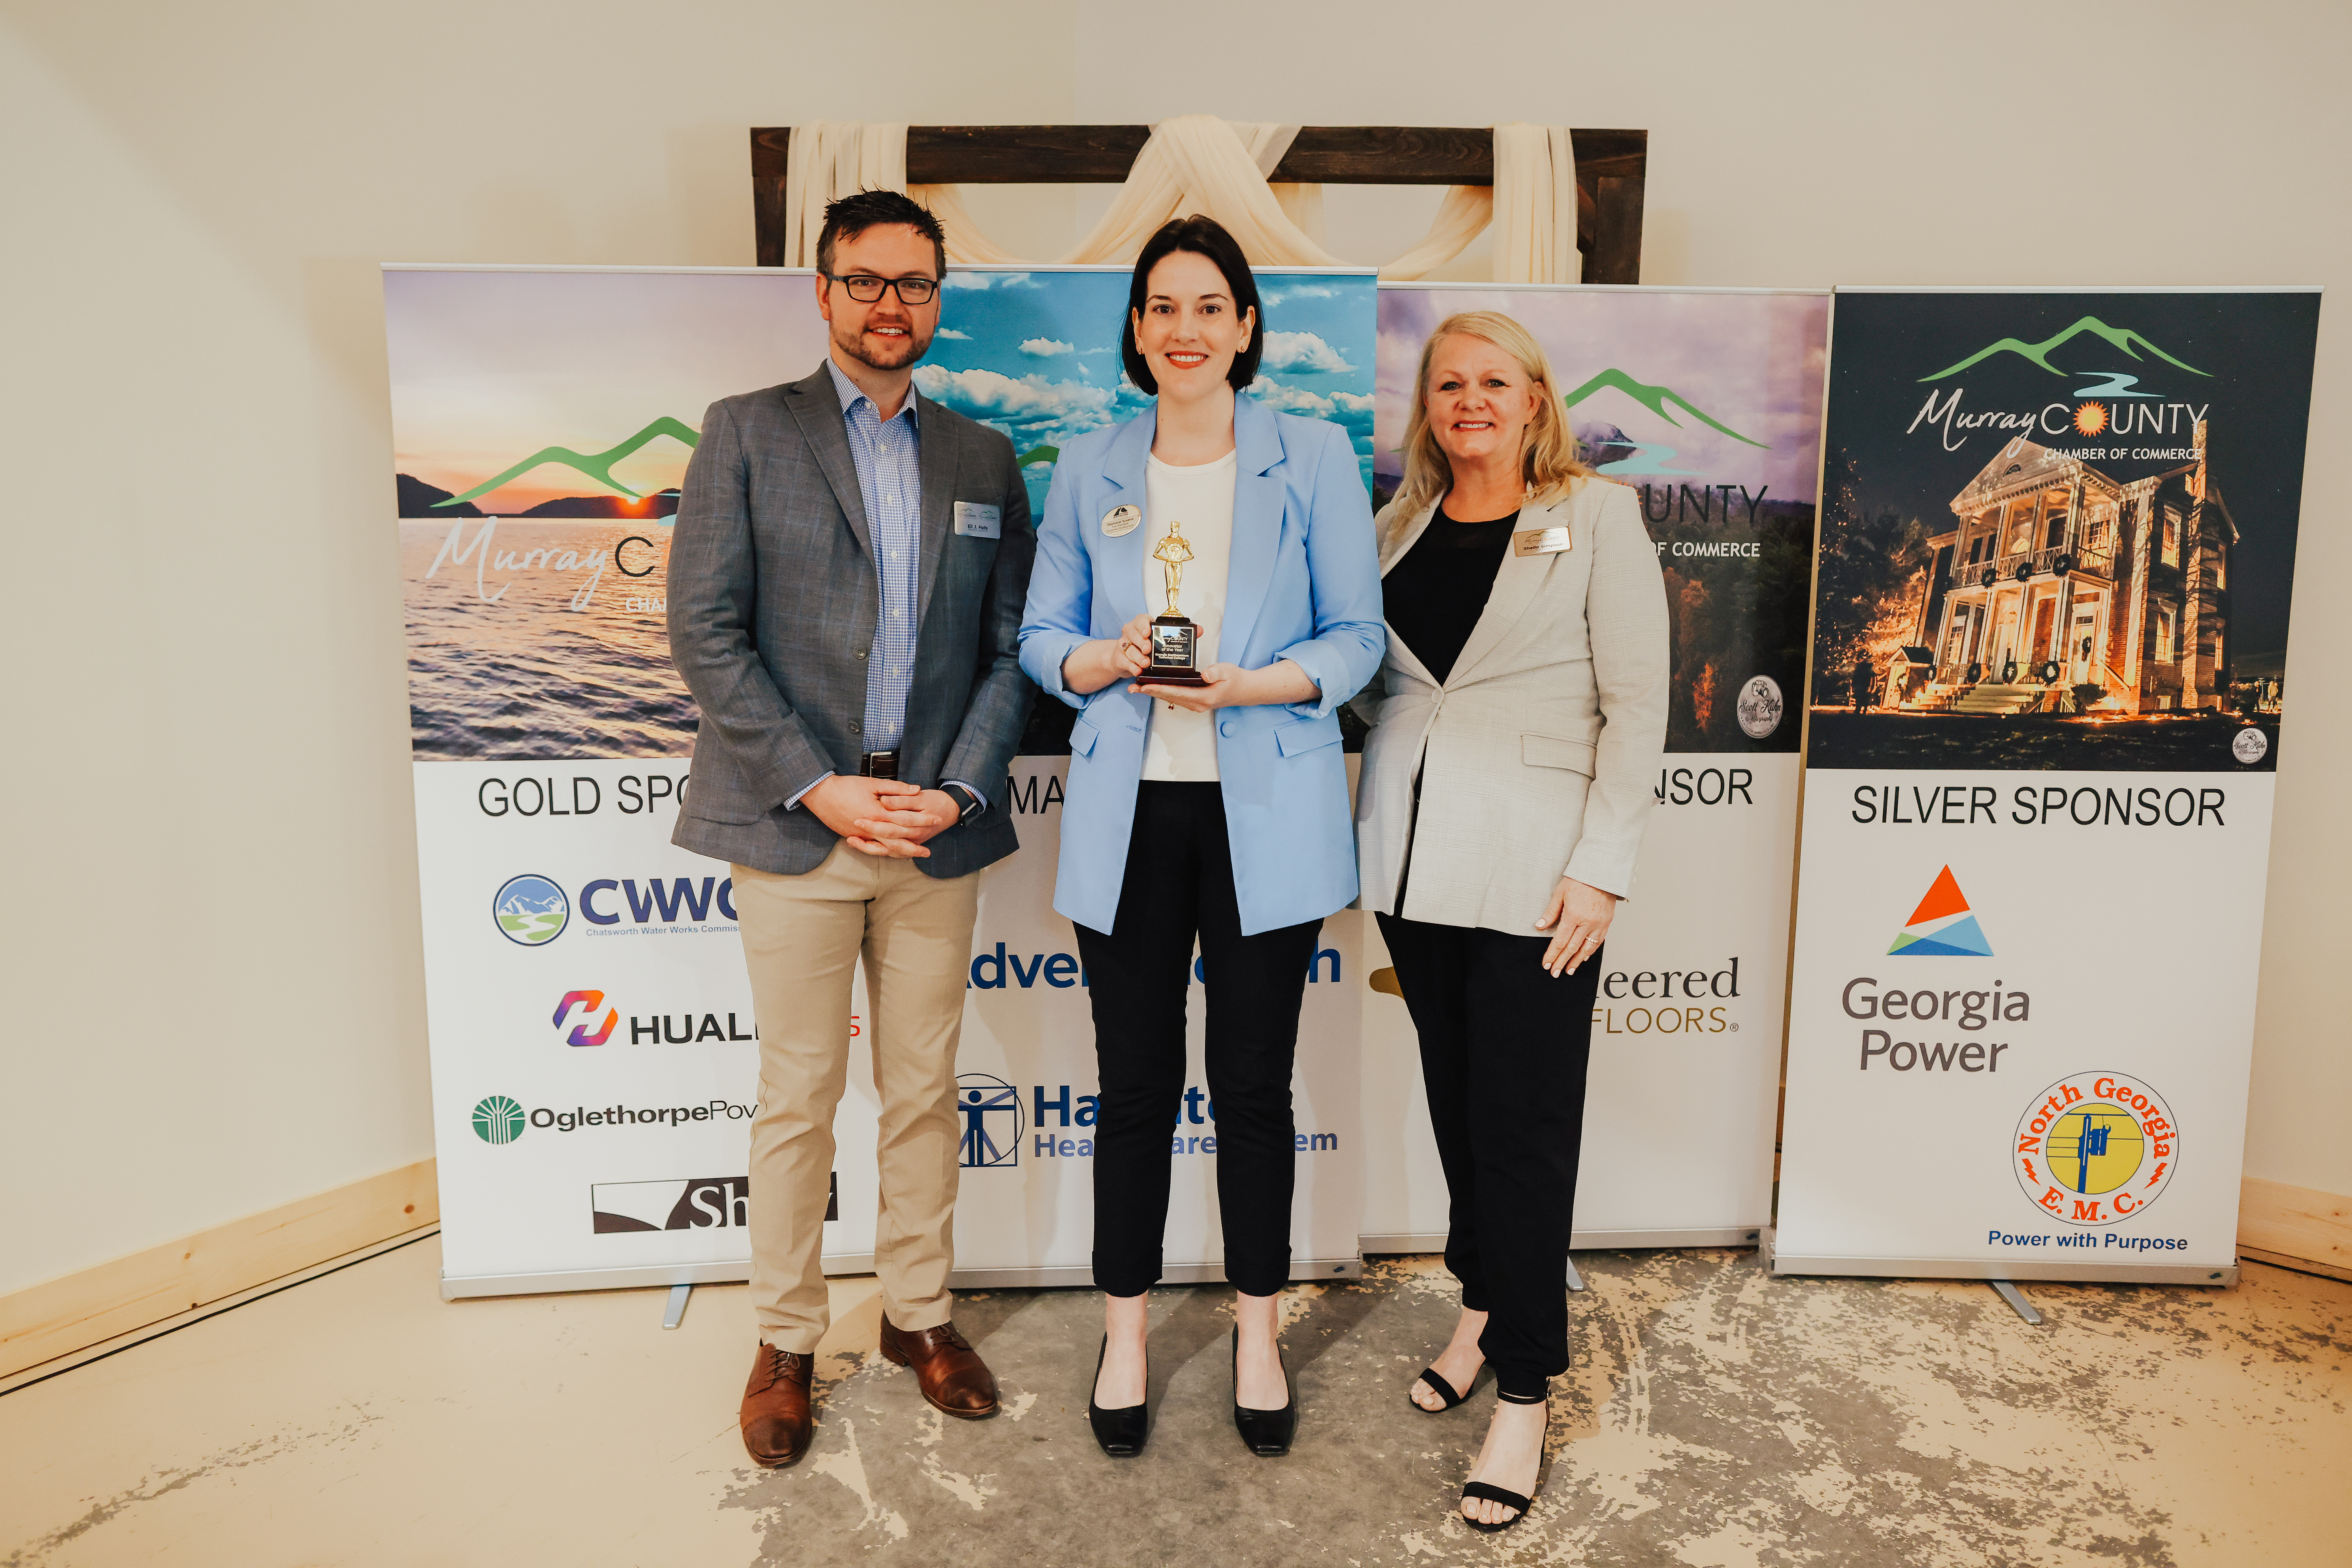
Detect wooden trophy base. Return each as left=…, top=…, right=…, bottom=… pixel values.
left=1143, top=613, right=1209, bottom=686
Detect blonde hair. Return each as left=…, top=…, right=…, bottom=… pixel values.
left=1387, top=310, right=1592, bottom=545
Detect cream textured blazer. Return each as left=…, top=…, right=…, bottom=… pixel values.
left=1351, top=478, right=1669, bottom=933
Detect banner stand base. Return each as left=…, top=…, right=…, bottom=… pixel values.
left=443, top=1255, right=1364, bottom=1302
left=1988, top=1280, right=2043, bottom=1324
left=1363, top=1227, right=1766, bottom=1257
left=1769, top=1253, right=2239, bottom=1289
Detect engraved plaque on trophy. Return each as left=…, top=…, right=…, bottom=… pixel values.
left=1144, top=519, right=1209, bottom=686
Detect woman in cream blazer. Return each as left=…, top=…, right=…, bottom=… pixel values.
left=1352, top=311, right=1666, bottom=1533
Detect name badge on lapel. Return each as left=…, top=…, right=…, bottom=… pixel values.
left=1101, top=504, right=1141, bottom=537
left=1512, top=526, right=1574, bottom=557
left=952, top=502, right=1001, bottom=539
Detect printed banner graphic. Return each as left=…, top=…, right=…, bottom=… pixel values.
left=388, top=265, right=1376, bottom=1293
left=1776, top=288, right=2320, bottom=1282
left=1361, top=284, right=1829, bottom=1248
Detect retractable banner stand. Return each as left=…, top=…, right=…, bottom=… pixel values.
left=1361, top=284, right=1828, bottom=1254
left=1775, top=287, right=2320, bottom=1285
left=387, top=263, right=1377, bottom=1298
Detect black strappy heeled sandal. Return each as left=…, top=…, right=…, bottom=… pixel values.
left=1458, top=1389, right=1548, bottom=1534
left=1410, top=1362, right=1479, bottom=1411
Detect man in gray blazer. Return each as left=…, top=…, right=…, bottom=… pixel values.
left=666, top=190, right=1035, bottom=1470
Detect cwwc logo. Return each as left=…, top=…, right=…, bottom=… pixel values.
left=492, top=874, right=571, bottom=946
left=2013, top=1073, right=2178, bottom=1226
left=554, top=990, right=618, bottom=1047
left=1888, top=866, right=1993, bottom=957
left=957, top=1073, right=1023, bottom=1168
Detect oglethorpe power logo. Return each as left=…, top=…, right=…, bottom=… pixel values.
left=2014, top=1072, right=2177, bottom=1225
left=472, top=1095, right=527, bottom=1144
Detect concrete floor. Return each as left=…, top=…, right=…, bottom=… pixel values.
left=4, top=1237, right=2348, bottom=1568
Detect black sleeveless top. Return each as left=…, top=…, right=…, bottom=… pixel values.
left=1383, top=507, right=1519, bottom=684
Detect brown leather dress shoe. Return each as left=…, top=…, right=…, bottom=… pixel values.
left=740, top=1343, right=814, bottom=1468
left=878, top=1316, right=999, bottom=1419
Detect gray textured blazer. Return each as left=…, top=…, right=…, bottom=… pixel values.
left=665, top=362, right=1035, bottom=878
left=1351, top=479, right=1668, bottom=932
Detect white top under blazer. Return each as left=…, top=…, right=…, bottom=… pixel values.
left=1350, top=477, right=1670, bottom=933
left=1139, top=449, right=1236, bottom=782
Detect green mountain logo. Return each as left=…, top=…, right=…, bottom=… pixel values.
left=1920, top=316, right=2210, bottom=382
left=435, top=417, right=701, bottom=508
left=1560, top=368, right=1768, bottom=448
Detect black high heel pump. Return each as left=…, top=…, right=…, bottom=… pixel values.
left=1087, top=1335, right=1149, bottom=1458
left=1231, top=1327, right=1297, bottom=1456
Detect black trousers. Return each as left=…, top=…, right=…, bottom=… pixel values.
left=1076, top=782, right=1321, bottom=1298
left=1376, top=911, right=1602, bottom=1399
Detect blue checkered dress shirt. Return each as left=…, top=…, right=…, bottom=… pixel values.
left=829, top=360, right=924, bottom=752
left=784, top=362, right=985, bottom=814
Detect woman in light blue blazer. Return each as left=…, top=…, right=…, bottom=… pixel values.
left=1018, top=216, right=1383, bottom=1461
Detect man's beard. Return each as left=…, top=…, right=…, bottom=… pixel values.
left=835, top=317, right=929, bottom=371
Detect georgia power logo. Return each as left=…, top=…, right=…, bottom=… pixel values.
left=1735, top=675, right=1783, bottom=739
left=493, top=874, right=569, bottom=946
left=472, top=1095, right=527, bottom=1145
left=2013, top=1072, right=2178, bottom=1225
left=1888, top=865, right=1993, bottom=957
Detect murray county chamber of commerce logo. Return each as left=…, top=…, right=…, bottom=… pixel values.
left=2014, top=1072, right=2179, bottom=1225
left=1907, top=316, right=2213, bottom=454
left=492, top=874, right=570, bottom=946
left=1888, top=866, right=1994, bottom=958
left=957, top=1073, right=1023, bottom=1169
left=472, top=1095, right=527, bottom=1144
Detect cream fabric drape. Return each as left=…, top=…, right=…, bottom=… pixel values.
left=782, top=119, right=1582, bottom=283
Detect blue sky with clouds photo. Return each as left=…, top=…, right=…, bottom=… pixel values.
left=914, top=266, right=1377, bottom=519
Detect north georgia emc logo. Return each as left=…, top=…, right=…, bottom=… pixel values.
left=1888, top=866, right=1993, bottom=958
left=2014, top=1072, right=2179, bottom=1225
left=492, top=874, right=570, bottom=946
left=957, top=1073, right=1023, bottom=1168
left=472, top=1095, right=527, bottom=1144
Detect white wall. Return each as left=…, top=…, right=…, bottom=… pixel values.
left=4, top=0, right=2344, bottom=1295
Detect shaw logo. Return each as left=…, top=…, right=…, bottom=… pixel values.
left=472, top=1095, right=527, bottom=1144
left=2014, top=1072, right=2178, bottom=1226
left=591, top=1176, right=748, bottom=1233
left=493, top=875, right=570, bottom=946
left=589, top=1173, right=837, bottom=1233
left=1889, top=866, right=1993, bottom=957
left=554, top=990, right=618, bottom=1046
left=958, top=1074, right=1023, bottom=1168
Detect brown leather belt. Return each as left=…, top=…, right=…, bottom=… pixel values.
left=857, top=750, right=901, bottom=781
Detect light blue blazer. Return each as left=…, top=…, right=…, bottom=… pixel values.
left=1018, top=394, right=1385, bottom=937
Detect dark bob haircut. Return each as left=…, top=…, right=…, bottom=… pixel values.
left=1121, top=215, right=1263, bottom=395
left=817, top=189, right=947, bottom=282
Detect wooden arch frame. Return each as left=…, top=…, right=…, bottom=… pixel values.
left=749, top=126, right=1647, bottom=282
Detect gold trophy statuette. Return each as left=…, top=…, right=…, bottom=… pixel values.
left=1144, top=520, right=1208, bottom=686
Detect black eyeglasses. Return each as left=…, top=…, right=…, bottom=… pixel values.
left=825, top=273, right=938, bottom=305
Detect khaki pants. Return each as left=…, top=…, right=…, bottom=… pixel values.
left=733, top=844, right=981, bottom=1352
